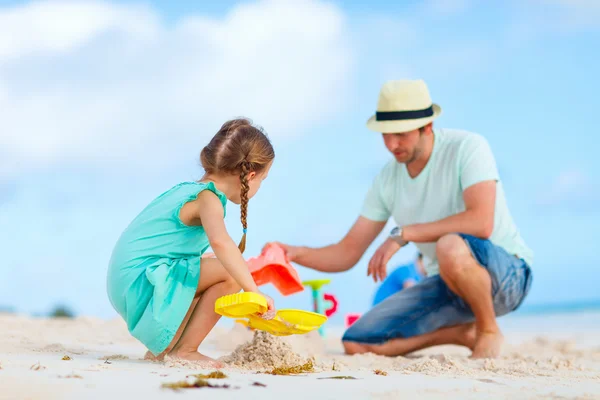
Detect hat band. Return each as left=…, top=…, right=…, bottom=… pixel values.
left=375, top=105, right=434, bottom=121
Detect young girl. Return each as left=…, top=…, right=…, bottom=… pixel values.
left=107, top=118, right=275, bottom=366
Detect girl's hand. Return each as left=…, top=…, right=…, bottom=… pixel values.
left=367, top=238, right=401, bottom=283
left=257, top=292, right=276, bottom=320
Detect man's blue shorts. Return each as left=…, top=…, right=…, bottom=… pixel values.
left=342, top=233, right=533, bottom=344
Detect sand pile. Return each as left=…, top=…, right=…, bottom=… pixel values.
left=281, top=330, right=326, bottom=357
left=220, top=331, right=308, bottom=370
left=210, top=324, right=327, bottom=357
left=208, top=324, right=254, bottom=352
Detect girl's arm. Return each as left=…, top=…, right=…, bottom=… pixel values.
left=195, top=190, right=260, bottom=293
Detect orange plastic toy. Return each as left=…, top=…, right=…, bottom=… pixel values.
left=247, top=243, right=304, bottom=296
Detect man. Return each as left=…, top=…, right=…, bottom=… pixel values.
left=266, top=79, right=533, bottom=359
left=371, top=252, right=426, bottom=306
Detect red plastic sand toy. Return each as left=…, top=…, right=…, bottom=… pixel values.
left=246, top=243, right=304, bottom=296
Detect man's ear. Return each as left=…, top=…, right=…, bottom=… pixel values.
left=426, top=122, right=434, bottom=134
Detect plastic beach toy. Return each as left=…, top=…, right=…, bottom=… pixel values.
left=246, top=243, right=304, bottom=296
left=215, top=292, right=327, bottom=336
left=302, top=279, right=338, bottom=336
left=345, top=313, right=361, bottom=328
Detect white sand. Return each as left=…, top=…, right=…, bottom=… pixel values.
left=1, top=311, right=599, bottom=399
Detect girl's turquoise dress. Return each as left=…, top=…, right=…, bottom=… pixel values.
left=106, top=181, right=227, bottom=355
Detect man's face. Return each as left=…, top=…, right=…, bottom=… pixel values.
left=382, top=128, right=425, bottom=164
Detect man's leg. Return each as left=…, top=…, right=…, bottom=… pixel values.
left=372, top=267, right=405, bottom=306
left=343, top=234, right=530, bottom=359
left=344, top=323, right=476, bottom=356
left=436, top=233, right=503, bottom=358
left=342, top=274, right=477, bottom=357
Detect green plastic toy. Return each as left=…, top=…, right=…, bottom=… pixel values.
left=302, top=279, right=338, bottom=336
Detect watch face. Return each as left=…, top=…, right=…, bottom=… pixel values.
left=390, top=227, right=399, bottom=236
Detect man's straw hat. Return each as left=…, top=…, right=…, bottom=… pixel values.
left=366, top=79, right=442, bottom=133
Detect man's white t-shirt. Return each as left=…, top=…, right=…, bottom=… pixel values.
left=361, top=128, right=533, bottom=276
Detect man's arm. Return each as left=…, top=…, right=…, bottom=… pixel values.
left=285, top=217, right=387, bottom=273
left=403, top=180, right=496, bottom=242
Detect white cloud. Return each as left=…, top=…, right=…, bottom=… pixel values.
left=551, top=169, right=589, bottom=195
left=0, top=1, right=159, bottom=60
left=347, top=3, right=492, bottom=85
left=537, top=168, right=599, bottom=209
left=540, top=0, right=600, bottom=27
left=424, top=39, right=492, bottom=75
left=556, top=0, right=600, bottom=28
left=424, top=0, right=471, bottom=15
left=0, top=0, right=353, bottom=177
left=508, top=0, right=600, bottom=41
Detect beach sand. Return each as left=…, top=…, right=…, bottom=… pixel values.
left=1, top=311, right=599, bottom=399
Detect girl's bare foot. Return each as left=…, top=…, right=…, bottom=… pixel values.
left=470, top=330, right=504, bottom=359
left=167, top=348, right=223, bottom=368
left=144, top=350, right=167, bottom=362
left=144, top=351, right=160, bottom=361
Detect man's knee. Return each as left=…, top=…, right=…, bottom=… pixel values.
left=343, top=341, right=370, bottom=355
left=436, top=234, right=472, bottom=276
left=436, top=233, right=469, bottom=259
left=343, top=340, right=398, bottom=356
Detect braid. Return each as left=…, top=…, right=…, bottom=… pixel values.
left=200, top=118, right=274, bottom=253
left=238, top=160, right=250, bottom=253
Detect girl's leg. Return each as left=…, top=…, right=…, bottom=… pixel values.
left=166, top=257, right=242, bottom=364
left=144, top=251, right=218, bottom=360
left=144, top=297, right=200, bottom=361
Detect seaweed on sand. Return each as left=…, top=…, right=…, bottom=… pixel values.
left=266, top=359, right=315, bottom=375
left=188, top=371, right=228, bottom=379
left=161, top=377, right=233, bottom=390
left=318, top=376, right=358, bottom=380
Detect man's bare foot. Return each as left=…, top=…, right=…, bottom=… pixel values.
left=167, top=348, right=223, bottom=368
left=470, top=330, right=504, bottom=359
left=455, top=323, right=477, bottom=350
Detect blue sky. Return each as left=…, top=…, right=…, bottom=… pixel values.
left=0, top=0, right=598, bottom=327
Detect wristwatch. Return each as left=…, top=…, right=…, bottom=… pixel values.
left=389, top=226, right=408, bottom=246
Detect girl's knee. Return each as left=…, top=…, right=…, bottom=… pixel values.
left=222, top=274, right=242, bottom=294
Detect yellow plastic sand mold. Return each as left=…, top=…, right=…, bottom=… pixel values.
left=276, top=310, right=328, bottom=327
left=234, top=319, right=250, bottom=328
left=215, top=293, right=327, bottom=336
left=214, top=292, right=267, bottom=318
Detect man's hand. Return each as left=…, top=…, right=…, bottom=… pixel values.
left=262, top=217, right=387, bottom=273
left=262, top=241, right=301, bottom=262
left=367, top=238, right=401, bottom=282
